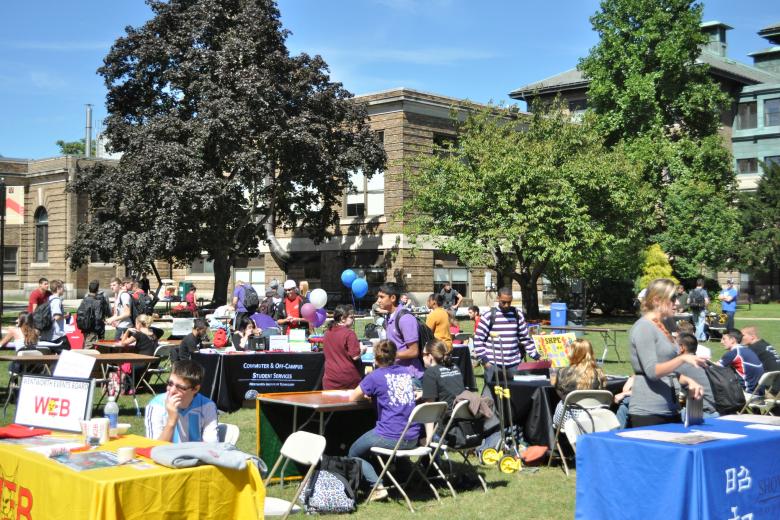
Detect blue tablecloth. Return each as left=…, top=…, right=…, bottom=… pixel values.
left=575, top=418, right=780, bottom=520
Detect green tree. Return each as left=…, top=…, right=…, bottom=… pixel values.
left=67, top=0, right=385, bottom=304
left=638, top=244, right=678, bottom=290
left=579, top=0, right=738, bottom=276
left=579, top=0, right=729, bottom=146
left=735, top=162, right=780, bottom=278
left=56, top=138, right=96, bottom=156
left=405, top=105, right=653, bottom=318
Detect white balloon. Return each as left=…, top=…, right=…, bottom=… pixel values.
left=309, top=288, right=328, bottom=309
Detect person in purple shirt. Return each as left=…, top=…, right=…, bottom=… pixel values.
left=349, top=340, right=421, bottom=500
left=231, top=280, right=249, bottom=329
left=377, top=282, right=425, bottom=380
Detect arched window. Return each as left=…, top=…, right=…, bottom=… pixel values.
left=34, top=207, right=48, bottom=262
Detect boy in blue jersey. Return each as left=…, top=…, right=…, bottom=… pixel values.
left=718, top=329, right=764, bottom=394
left=145, top=360, right=219, bottom=443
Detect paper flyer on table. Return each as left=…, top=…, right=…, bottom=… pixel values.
left=617, top=429, right=745, bottom=445
left=51, top=450, right=124, bottom=471
left=718, top=414, right=780, bottom=426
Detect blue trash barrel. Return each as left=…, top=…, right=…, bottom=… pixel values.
left=550, top=302, right=567, bottom=333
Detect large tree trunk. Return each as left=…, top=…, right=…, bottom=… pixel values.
left=212, top=252, right=232, bottom=306
left=518, top=271, right=540, bottom=320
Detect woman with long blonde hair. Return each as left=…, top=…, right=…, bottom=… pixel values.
left=552, top=339, right=606, bottom=426
left=629, top=278, right=705, bottom=427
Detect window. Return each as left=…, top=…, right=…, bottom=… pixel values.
left=736, top=102, right=757, bottom=130
left=765, top=156, right=780, bottom=169
left=234, top=268, right=265, bottom=296
left=737, top=158, right=758, bottom=174
left=765, top=98, right=780, bottom=127
left=3, top=246, right=17, bottom=275
left=34, top=207, right=48, bottom=262
left=190, top=256, right=214, bottom=274
left=433, top=133, right=457, bottom=158
left=345, top=169, right=384, bottom=218
left=434, top=267, right=469, bottom=297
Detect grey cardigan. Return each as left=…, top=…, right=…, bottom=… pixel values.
left=628, top=318, right=680, bottom=417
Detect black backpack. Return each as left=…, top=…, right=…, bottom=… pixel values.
left=689, top=288, right=707, bottom=309
left=444, top=417, right=485, bottom=449
left=243, top=286, right=260, bottom=312
left=396, top=308, right=435, bottom=355
left=32, top=300, right=53, bottom=332
left=705, top=363, right=746, bottom=415
left=76, top=297, right=98, bottom=333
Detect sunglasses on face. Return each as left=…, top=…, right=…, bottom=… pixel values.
left=167, top=380, right=192, bottom=391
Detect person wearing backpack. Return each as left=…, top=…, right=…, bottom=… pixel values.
left=78, top=280, right=112, bottom=348
left=377, top=282, right=424, bottom=380
left=41, top=279, right=71, bottom=354
left=107, top=277, right=134, bottom=340
left=688, top=278, right=710, bottom=342
left=675, top=333, right=719, bottom=418
left=231, top=279, right=259, bottom=330
left=472, top=287, right=539, bottom=386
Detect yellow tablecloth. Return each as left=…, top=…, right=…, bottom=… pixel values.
left=0, top=434, right=264, bottom=520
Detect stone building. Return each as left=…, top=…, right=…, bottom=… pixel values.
left=0, top=89, right=501, bottom=307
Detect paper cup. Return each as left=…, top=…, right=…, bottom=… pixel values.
left=117, top=446, right=135, bottom=464
left=88, top=418, right=110, bottom=445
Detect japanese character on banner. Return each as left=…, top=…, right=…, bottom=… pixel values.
left=726, top=466, right=752, bottom=494
left=728, top=506, right=753, bottom=520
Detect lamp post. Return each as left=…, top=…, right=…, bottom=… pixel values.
left=0, top=177, right=5, bottom=336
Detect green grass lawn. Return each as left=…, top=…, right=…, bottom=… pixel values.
left=1, top=303, right=777, bottom=519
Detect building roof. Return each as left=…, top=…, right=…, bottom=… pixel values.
left=508, top=68, right=588, bottom=99
left=700, top=21, right=733, bottom=30
left=509, top=53, right=779, bottom=100
left=748, top=46, right=780, bottom=58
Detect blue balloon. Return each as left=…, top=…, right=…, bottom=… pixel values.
left=351, top=278, right=369, bottom=298
left=341, top=269, right=357, bottom=288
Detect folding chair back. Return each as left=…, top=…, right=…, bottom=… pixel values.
left=139, top=344, right=172, bottom=393
left=217, top=423, right=240, bottom=444
left=75, top=349, right=100, bottom=356
left=17, top=350, right=44, bottom=358
left=549, top=389, right=615, bottom=476
left=409, top=401, right=448, bottom=426
left=430, top=399, right=489, bottom=494
left=264, top=431, right=327, bottom=520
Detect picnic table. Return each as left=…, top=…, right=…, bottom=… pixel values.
left=539, top=325, right=627, bottom=363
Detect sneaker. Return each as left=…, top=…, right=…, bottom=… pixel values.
left=368, top=486, right=388, bottom=502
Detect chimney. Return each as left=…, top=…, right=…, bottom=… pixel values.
left=750, top=23, right=780, bottom=76
left=700, top=21, right=732, bottom=57
left=85, top=104, right=93, bottom=158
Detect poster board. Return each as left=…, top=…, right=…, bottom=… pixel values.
left=532, top=333, right=576, bottom=367
left=5, top=185, right=24, bottom=225
left=14, top=375, right=94, bottom=432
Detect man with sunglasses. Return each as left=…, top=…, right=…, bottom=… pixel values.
left=145, top=360, right=219, bottom=443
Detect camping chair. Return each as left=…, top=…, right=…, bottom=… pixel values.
left=264, top=431, right=327, bottom=520
left=3, top=350, right=45, bottom=418
left=548, top=390, right=616, bottom=476
left=740, top=371, right=780, bottom=415
left=138, top=344, right=172, bottom=393
left=428, top=399, right=489, bottom=495
left=217, top=423, right=240, bottom=444
left=170, top=318, right=195, bottom=339
left=367, top=401, right=449, bottom=513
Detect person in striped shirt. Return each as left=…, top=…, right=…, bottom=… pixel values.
left=145, top=360, right=219, bottom=443
left=473, top=287, right=538, bottom=382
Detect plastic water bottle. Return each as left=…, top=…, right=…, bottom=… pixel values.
left=104, top=396, right=119, bottom=436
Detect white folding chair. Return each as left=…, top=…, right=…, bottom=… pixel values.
left=217, top=423, right=240, bottom=444
left=367, top=401, right=448, bottom=513
left=3, top=350, right=46, bottom=418
left=429, top=399, right=488, bottom=494
left=263, top=431, right=327, bottom=520
left=549, top=389, right=616, bottom=476
left=741, top=371, right=780, bottom=415
left=139, top=344, right=172, bottom=393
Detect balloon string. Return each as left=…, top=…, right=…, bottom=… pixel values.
left=352, top=292, right=357, bottom=313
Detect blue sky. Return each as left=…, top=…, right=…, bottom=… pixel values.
left=1, top=0, right=776, bottom=159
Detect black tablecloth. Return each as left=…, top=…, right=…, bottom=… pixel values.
left=193, top=352, right=325, bottom=412
left=507, top=376, right=627, bottom=449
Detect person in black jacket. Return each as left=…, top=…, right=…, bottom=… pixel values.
left=172, top=318, right=209, bottom=362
